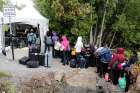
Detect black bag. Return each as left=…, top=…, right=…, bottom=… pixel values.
left=79, top=57, right=86, bottom=68
left=29, top=53, right=39, bottom=61
left=27, top=61, right=39, bottom=68
left=19, top=57, right=30, bottom=65
left=70, top=59, right=76, bottom=68
left=29, top=46, right=40, bottom=54
left=38, top=53, right=45, bottom=66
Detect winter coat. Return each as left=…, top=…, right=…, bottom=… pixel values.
left=61, top=36, right=69, bottom=51
left=52, top=32, right=58, bottom=44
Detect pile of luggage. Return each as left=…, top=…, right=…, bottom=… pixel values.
left=19, top=46, right=52, bottom=68
left=69, top=46, right=92, bottom=68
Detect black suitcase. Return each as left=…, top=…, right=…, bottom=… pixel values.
left=70, top=59, right=76, bottom=68
left=19, top=57, right=30, bottom=65
left=27, top=61, right=39, bottom=68
left=29, top=53, right=39, bottom=61
left=29, top=46, right=40, bottom=54
left=38, top=53, right=45, bottom=66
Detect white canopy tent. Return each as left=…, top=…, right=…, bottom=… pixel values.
left=2, top=6, right=49, bottom=53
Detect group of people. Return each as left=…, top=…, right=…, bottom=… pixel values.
left=44, top=31, right=84, bottom=66
left=26, top=28, right=139, bottom=92
left=94, top=45, right=138, bottom=92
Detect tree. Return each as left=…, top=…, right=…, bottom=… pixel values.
left=0, top=0, right=4, bottom=11
left=35, top=0, right=96, bottom=45
left=112, top=0, right=140, bottom=48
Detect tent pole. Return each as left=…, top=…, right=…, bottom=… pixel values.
left=9, top=16, right=15, bottom=60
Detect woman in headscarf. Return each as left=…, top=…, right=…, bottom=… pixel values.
left=75, top=36, right=84, bottom=65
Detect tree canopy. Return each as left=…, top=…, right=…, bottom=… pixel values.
left=35, top=0, right=140, bottom=49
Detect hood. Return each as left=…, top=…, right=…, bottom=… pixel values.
left=62, top=36, right=67, bottom=41
left=52, top=32, right=57, bottom=36
left=117, top=48, right=125, bottom=54
left=77, top=36, right=82, bottom=42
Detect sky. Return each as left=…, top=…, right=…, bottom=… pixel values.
left=9, top=0, right=34, bottom=6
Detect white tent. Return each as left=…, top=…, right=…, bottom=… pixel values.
left=3, top=6, right=49, bottom=53
left=16, top=6, right=49, bottom=53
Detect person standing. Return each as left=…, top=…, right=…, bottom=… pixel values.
left=52, top=31, right=59, bottom=57
left=27, top=29, right=36, bottom=48
left=75, top=36, right=84, bottom=67
left=98, top=44, right=112, bottom=78
left=44, top=31, right=53, bottom=52
left=61, top=35, right=70, bottom=65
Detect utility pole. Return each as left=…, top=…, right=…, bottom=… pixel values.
left=3, top=4, right=16, bottom=60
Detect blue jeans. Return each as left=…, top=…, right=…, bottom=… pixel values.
left=63, top=51, right=68, bottom=65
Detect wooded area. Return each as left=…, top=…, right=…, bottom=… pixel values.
left=1, top=0, right=140, bottom=49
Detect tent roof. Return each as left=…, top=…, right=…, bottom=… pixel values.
left=17, top=6, right=48, bottom=21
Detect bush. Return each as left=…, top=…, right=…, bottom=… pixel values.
left=0, top=81, right=16, bottom=93
left=0, top=71, right=11, bottom=78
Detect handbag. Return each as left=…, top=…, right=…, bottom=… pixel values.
left=71, top=48, right=76, bottom=56
left=54, top=41, right=61, bottom=51
left=60, top=45, right=65, bottom=51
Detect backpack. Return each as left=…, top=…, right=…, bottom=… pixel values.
left=45, top=36, right=53, bottom=45
left=28, top=33, right=36, bottom=43
left=118, top=75, right=126, bottom=90
left=100, top=48, right=112, bottom=63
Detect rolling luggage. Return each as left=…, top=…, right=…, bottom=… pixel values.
left=29, top=53, right=39, bottom=61
left=19, top=56, right=30, bottom=65
left=29, top=46, right=40, bottom=57
left=38, top=53, right=45, bottom=66
left=45, top=51, right=52, bottom=67
left=70, top=59, right=76, bottom=68
left=27, top=61, right=39, bottom=68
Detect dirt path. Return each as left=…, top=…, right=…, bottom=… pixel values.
left=0, top=48, right=120, bottom=92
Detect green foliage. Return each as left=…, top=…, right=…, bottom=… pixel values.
left=35, top=0, right=96, bottom=44
left=0, top=81, right=16, bottom=93
left=112, top=0, right=140, bottom=48
left=0, top=0, right=4, bottom=11
left=0, top=71, right=11, bottom=78
left=35, top=0, right=140, bottom=48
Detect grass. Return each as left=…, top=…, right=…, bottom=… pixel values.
left=0, top=81, right=16, bottom=93
left=0, top=71, right=11, bottom=78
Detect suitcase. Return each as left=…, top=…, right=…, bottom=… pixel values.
left=79, top=57, right=86, bottom=68
left=29, top=53, right=39, bottom=61
left=70, top=59, right=76, bottom=68
left=29, top=46, right=40, bottom=56
left=19, top=56, right=30, bottom=65
left=38, top=53, right=45, bottom=66
left=27, top=61, right=39, bottom=68
left=45, top=51, right=52, bottom=67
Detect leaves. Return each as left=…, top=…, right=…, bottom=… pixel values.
left=35, top=0, right=96, bottom=44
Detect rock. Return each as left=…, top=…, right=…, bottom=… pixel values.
left=136, top=74, right=140, bottom=90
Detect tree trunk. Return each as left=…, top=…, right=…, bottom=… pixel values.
left=109, top=32, right=116, bottom=48
left=99, top=0, right=109, bottom=47
left=90, top=26, right=93, bottom=45
left=93, top=17, right=98, bottom=46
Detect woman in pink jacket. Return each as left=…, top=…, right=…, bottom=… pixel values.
left=61, top=35, right=70, bottom=65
